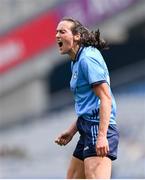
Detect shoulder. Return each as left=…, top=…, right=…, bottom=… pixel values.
left=80, top=46, right=104, bottom=66
left=81, top=46, right=100, bottom=57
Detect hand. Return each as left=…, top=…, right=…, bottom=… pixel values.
left=96, top=135, right=109, bottom=157
left=55, top=131, right=74, bottom=146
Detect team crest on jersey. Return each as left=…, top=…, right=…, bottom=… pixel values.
left=73, top=71, right=78, bottom=79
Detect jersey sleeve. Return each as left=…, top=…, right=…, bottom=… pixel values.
left=80, top=55, right=107, bottom=85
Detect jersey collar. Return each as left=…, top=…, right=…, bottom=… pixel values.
left=73, top=46, right=84, bottom=63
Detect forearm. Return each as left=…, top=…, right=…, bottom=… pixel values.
left=67, top=120, right=78, bottom=136
left=98, top=97, right=112, bottom=137
left=55, top=119, right=78, bottom=146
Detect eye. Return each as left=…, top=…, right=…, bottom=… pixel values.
left=60, top=29, right=66, bottom=34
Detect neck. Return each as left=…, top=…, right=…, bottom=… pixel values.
left=69, top=45, right=80, bottom=61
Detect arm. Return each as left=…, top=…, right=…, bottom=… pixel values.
left=55, top=120, right=78, bottom=146
left=67, top=120, right=78, bottom=135
left=93, top=82, right=112, bottom=157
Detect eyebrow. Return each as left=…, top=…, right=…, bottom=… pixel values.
left=56, top=29, right=66, bottom=33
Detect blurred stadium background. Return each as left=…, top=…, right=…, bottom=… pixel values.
left=0, top=0, right=145, bottom=178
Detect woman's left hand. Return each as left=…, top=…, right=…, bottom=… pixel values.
left=96, top=135, right=109, bottom=157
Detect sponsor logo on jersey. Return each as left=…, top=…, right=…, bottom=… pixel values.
left=73, top=71, right=77, bottom=79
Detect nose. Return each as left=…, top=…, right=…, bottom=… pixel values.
left=56, top=31, right=59, bottom=38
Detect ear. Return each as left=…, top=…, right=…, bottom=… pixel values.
left=74, top=33, right=80, bottom=42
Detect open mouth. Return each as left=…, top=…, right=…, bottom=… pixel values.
left=58, top=41, right=63, bottom=47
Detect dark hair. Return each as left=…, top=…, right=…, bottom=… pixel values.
left=61, top=17, right=108, bottom=50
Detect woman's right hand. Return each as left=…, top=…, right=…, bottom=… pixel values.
left=55, top=131, right=74, bottom=146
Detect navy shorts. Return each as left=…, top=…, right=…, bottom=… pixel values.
left=73, top=117, right=119, bottom=161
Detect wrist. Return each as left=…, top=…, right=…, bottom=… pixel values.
left=67, top=127, right=77, bottom=136
left=98, top=131, right=107, bottom=138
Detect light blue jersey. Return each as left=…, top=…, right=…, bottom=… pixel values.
left=70, top=46, right=117, bottom=124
